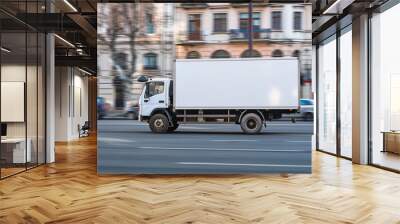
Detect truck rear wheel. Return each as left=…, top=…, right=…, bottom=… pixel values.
left=149, top=114, right=169, bottom=133
left=240, top=113, right=263, bottom=134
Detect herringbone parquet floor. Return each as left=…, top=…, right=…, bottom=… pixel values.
left=1, top=135, right=400, bottom=224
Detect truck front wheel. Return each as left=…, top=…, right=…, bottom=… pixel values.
left=167, top=123, right=179, bottom=132
left=149, top=114, right=169, bottom=133
left=240, top=113, right=263, bottom=134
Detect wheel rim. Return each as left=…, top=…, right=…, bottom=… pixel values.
left=246, top=119, right=257, bottom=129
left=154, top=119, right=164, bottom=128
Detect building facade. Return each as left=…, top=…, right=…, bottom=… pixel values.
left=175, top=3, right=312, bottom=98
left=97, top=3, right=174, bottom=110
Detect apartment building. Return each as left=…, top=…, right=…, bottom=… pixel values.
left=97, top=3, right=174, bottom=110
left=175, top=3, right=313, bottom=98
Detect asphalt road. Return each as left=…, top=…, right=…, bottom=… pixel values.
left=98, top=120, right=313, bottom=174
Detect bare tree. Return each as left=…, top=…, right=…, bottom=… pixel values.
left=122, top=3, right=139, bottom=79
left=107, top=4, right=124, bottom=72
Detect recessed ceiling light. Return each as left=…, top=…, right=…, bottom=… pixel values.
left=323, top=0, right=355, bottom=15
left=78, top=67, right=93, bottom=76
left=1, top=47, right=11, bottom=53
left=54, top=34, right=75, bottom=48
left=63, top=0, right=78, bottom=12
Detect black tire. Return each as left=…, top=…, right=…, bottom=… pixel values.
left=127, top=112, right=137, bottom=120
left=304, top=113, right=313, bottom=121
left=149, top=114, right=169, bottom=133
left=240, top=113, right=263, bottom=134
left=167, top=123, right=179, bottom=132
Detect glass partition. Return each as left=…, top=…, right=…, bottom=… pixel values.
left=27, top=30, right=38, bottom=169
left=1, top=31, right=28, bottom=177
left=0, top=1, right=46, bottom=179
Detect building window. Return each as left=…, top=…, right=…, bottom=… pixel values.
left=239, top=12, right=261, bottom=31
left=339, top=29, right=352, bottom=158
left=240, top=49, right=262, bottom=58
left=188, top=14, right=202, bottom=40
left=211, top=50, right=231, bottom=58
left=271, top=11, right=282, bottom=31
left=370, top=4, right=400, bottom=171
left=213, top=13, right=227, bottom=33
left=143, top=53, right=157, bottom=69
left=145, top=13, right=154, bottom=34
left=272, top=49, right=284, bottom=57
left=293, top=12, right=303, bottom=31
left=186, top=51, right=201, bottom=59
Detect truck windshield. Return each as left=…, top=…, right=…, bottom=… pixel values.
left=145, top=81, right=164, bottom=98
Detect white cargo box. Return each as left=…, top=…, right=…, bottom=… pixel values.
left=174, top=58, right=300, bottom=110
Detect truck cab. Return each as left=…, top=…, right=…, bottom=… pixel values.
left=139, top=78, right=172, bottom=121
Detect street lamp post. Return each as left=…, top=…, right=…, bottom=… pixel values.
left=248, top=0, right=253, bottom=56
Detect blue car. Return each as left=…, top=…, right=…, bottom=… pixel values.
left=299, top=99, right=314, bottom=121
left=97, top=97, right=106, bottom=120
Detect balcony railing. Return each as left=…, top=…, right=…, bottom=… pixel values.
left=229, top=29, right=271, bottom=40
left=176, top=31, right=204, bottom=43
left=180, top=3, right=208, bottom=9
left=187, top=32, right=203, bottom=41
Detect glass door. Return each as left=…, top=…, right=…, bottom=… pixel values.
left=317, top=35, right=337, bottom=154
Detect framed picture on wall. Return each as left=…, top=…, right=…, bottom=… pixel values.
left=1, top=81, right=25, bottom=122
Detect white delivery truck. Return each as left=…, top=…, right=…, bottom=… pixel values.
left=138, top=57, right=300, bottom=134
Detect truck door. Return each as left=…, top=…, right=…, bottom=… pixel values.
left=141, top=81, right=167, bottom=117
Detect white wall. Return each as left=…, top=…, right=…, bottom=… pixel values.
left=55, top=67, right=89, bottom=141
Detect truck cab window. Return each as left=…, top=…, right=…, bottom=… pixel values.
left=145, top=81, right=164, bottom=98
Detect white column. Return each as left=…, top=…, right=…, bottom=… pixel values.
left=352, top=14, right=369, bottom=164
left=46, top=33, right=55, bottom=163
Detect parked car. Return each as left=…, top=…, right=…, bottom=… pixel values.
left=97, top=97, right=106, bottom=120
left=126, top=105, right=139, bottom=120
left=299, top=98, right=314, bottom=121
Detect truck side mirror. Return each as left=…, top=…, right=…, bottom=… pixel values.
left=137, top=75, right=148, bottom=82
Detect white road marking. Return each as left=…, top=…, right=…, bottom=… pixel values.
left=209, top=140, right=257, bottom=142
left=268, top=123, right=313, bottom=126
left=179, top=126, right=210, bottom=129
left=177, top=162, right=311, bottom=168
left=98, top=137, right=136, bottom=143
left=99, top=123, right=148, bottom=126
left=287, top=141, right=311, bottom=143
left=138, top=146, right=308, bottom=152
